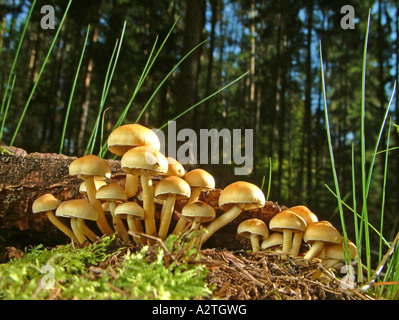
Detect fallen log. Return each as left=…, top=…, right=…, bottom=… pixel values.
left=0, top=146, right=286, bottom=251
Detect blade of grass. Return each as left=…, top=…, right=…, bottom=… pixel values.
left=0, top=75, right=16, bottom=139
left=156, top=71, right=249, bottom=132
left=59, top=25, right=91, bottom=154
left=360, top=9, right=371, bottom=279
left=0, top=0, right=37, bottom=141
left=351, top=142, right=363, bottom=282
left=97, top=19, right=179, bottom=158
left=10, top=0, right=72, bottom=146
left=325, top=184, right=390, bottom=247
left=135, top=39, right=207, bottom=124
left=86, top=21, right=127, bottom=155
left=319, top=41, right=351, bottom=266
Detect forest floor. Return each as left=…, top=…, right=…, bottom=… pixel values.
left=0, top=239, right=372, bottom=301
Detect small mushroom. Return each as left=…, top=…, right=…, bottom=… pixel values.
left=201, top=181, right=265, bottom=245
left=269, top=210, right=307, bottom=259
left=181, top=200, right=216, bottom=233
left=69, top=154, right=114, bottom=236
left=318, top=238, right=358, bottom=269
left=237, top=218, right=269, bottom=252
left=107, top=123, right=161, bottom=198
left=313, top=237, right=358, bottom=279
left=183, top=169, right=215, bottom=203
left=172, top=169, right=215, bottom=235
left=56, top=199, right=99, bottom=246
left=96, top=183, right=129, bottom=242
left=164, top=157, right=185, bottom=177
left=79, top=179, right=107, bottom=200
left=32, top=194, right=78, bottom=245
left=303, top=221, right=342, bottom=261
left=114, top=201, right=145, bottom=244
left=288, top=205, right=319, bottom=257
left=121, top=146, right=168, bottom=237
left=261, top=232, right=284, bottom=253
left=154, top=176, right=191, bottom=240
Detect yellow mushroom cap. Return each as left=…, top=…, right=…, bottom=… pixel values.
left=318, top=238, right=358, bottom=260
left=303, top=221, right=342, bottom=245
left=55, top=199, right=98, bottom=221
left=69, top=154, right=111, bottom=179
left=114, top=201, right=144, bottom=220
left=154, top=176, right=191, bottom=201
left=261, top=232, right=284, bottom=250
left=107, top=123, right=161, bottom=156
left=121, top=146, right=168, bottom=175
left=219, top=181, right=265, bottom=211
left=182, top=200, right=216, bottom=223
left=269, top=210, right=307, bottom=233
left=79, top=180, right=107, bottom=195
left=237, top=218, right=269, bottom=240
left=183, top=169, right=215, bottom=190
left=32, top=194, right=61, bottom=213
left=96, top=183, right=127, bottom=202
left=289, top=205, right=318, bottom=225
left=164, top=157, right=185, bottom=177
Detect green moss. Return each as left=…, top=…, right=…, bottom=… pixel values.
left=0, top=234, right=214, bottom=300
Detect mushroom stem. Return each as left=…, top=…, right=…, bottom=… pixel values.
left=140, top=170, right=156, bottom=236
left=125, top=174, right=139, bottom=198
left=282, top=229, right=293, bottom=259
left=70, top=218, right=89, bottom=246
left=171, top=216, right=190, bottom=235
left=46, top=211, right=79, bottom=245
left=304, top=240, right=325, bottom=261
left=84, top=177, right=114, bottom=236
left=250, top=234, right=260, bottom=252
left=188, top=188, right=201, bottom=204
left=127, top=216, right=145, bottom=244
left=76, top=218, right=98, bottom=242
left=158, top=194, right=176, bottom=240
left=190, top=217, right=201, bottom=232
left=109, top=201, right=130, bottom=242
left=290, top=232, right=303, bottom=257
left=201, top=204, right=244, bottom=245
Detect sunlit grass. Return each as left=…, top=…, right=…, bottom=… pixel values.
left=319, top=9, right=399, bottom=299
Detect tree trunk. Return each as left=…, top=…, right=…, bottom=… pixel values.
left=175, top=0, right=205, bottom=130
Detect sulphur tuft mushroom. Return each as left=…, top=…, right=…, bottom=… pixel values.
left=32, top=194, right=79, bottom=245
left=69, top=154, right=113, bottom=236
left=181, top=200, right=216, bottom=233
left=183, top=168, right=215, bottom=203
left=237, top=218, right=269, bottom=252
left=121, top=145, right=168, bottom=237
left=96, top=183, right=129, bottom=242
left=56, top=199, right=99, bottom=246
left=261, top=232, right=284, bottom=253
left=303, top=221, right=342, bottom=261
left=108, top=123, right=161, bottom=198
left=172, top=168, right=215, bottom=235
left=313, top=237, right=358, bottom=279
left=114, top=201, right=145, bottom=244
left=288, top=205, right=319, bottom=257
left=154, top=175, right=191, bottom=240
left=201, top=181, right=265, bottom=245
left=269, top=210, right=307, bottom=259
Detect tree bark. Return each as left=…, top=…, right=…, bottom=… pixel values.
left=0, top=146, right=285, bottom=251
left=175, top=0, right=205, bottom=130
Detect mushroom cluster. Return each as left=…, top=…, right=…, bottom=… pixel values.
left=237, top=204, right=358, bottom=276
left=32, top=123, right=357, bottom=275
